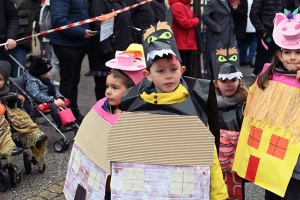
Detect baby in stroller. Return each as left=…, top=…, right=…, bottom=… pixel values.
left=23, top=56, right=75, bottom=132
left=0, top=61, right=47, bottom=171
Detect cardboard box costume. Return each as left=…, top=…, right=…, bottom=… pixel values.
left=232, top=11, right=300, bottom=197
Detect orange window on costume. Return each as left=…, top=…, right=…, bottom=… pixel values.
left=247, top=126, right=263, bottom=149
left=267, top=134, right=289, bottom=160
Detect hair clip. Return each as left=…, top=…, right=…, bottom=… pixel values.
left=284, top=8, right=298, bottom=21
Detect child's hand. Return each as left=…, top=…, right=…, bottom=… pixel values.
left=297, top=70, right=300, bottom=83
left=231, top=2, right=238, bottom=9
left=54, top=99, right=65, bottom=107
left=18, top=95, right=25, bottom=103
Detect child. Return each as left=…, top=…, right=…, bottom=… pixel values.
left=92, top=43, right=146, bottom=200
left=232, top=11, right=300, bottom=199
left=0, top=61, right=23, bottom=161
left=120, top=16, right=228, bottom=200
left=0, top=61, right=47, bottom=171
left=23, top=56, right=73, bottom=132
left=212, top=35, right=248, bottom=199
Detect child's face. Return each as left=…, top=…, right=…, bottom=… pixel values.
left=105, top=74, right=128, bottom=106
left=41, top=71, right=51, bottom=79
left=277, top=49, right=300, bottom=71
left=214, top=78, right=239, bottom=97
left=0, top=74, right=4, bottom=89
left=144, top=58, right=186, bottom=93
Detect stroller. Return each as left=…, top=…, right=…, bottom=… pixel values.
left=7, top=53, right=79, bottom=153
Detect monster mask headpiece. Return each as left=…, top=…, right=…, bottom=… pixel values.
left=212, top=35, right=243, bottom=80
left=142, top=9, right=181, bottom=69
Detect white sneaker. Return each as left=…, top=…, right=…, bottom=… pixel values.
left=251, top=73, right=257, bottom=78
left=53, top=80, right=60, bottom=87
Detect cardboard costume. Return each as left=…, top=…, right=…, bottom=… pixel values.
left=212, top=35, right=244, bottom=200
left=232, top=11, right=300, bottom=197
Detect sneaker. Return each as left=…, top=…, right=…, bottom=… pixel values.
left=251, top=73, right=257, bottom=78
left=59, top=125, right=72, bottom=133
left=12, top=147, right=23, bottom=156
left=85, top=70, right=92, bottom=76
left=52, top=80, right=60, bottom=87
left=247, top=61, right=254, bottom=68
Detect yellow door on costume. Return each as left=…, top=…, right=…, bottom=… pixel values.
left=232, top=117, right=300, bottom=197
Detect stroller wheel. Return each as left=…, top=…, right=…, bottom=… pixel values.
left=60, top=139, right=70, bottom=150
left=23, top=152, right=32, bottom=175
left=39, top=164, right=46, bottom=173
left=54, top=140, right=64, bottom=153
left=0, top=169, right=10, bottom=192
left=3, top=163, right=22, bottom=188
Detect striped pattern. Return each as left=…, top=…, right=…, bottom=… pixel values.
left=75, top=109, right=112, bottom=174
left=107, top=112, right=215, bottom=166
left=0, top=0, right=152, bottom=47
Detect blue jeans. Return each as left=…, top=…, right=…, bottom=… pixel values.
left=204, top=31, right=211, bottom=68
left=9, top=47, right=26, bottom=77
left=238, top=33, right=258, bottom=63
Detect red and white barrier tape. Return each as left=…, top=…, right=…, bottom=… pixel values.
left=0, top=0, right=152, bottom=47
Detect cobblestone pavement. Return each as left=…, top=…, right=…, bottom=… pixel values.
left=0, top=61, right=263, bottom=200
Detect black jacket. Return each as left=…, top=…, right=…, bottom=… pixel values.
left=11, top=0, right=39, bottom=52
left=88, top=0, right=135, bottom=71
left=218, top=103, right=244, bottom=132
left=249, top=0, right=295, bottom=36
left=150, top=0, right=167, bottom=23
left=230, top=0, right=248, bottom=40
left=0, top=0, right=19, bottom=51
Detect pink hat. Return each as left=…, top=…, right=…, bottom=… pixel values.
left=273, top=10, right=300, bottom=49
left=105, top=44, right=146, bottom=85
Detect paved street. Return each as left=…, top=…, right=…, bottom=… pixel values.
left=0, top=58, right=263, bottom=200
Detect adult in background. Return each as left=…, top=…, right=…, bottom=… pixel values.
left=202, top=0, right=234, bottom=79
left=88, top=0, right=135, bottom=101
left=50, top=0, right=94, bottom=124
left=124, top=0, right=155, bottom=43
left=169, top=0, right=200, bottom=77
left=238, top=0, right=257, bottom=68
left=151, top=0, right=168, bottom=23
left=9, top=0, right=38, bottom=77
left=250, top=0, right=287, bottom=77
left=0, top=0, right=19, bottom=61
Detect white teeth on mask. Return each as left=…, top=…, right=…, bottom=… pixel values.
left=147, top=50, right=176, bottom=61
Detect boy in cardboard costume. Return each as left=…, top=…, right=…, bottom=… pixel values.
left=119, top=11, right=228, bottom=200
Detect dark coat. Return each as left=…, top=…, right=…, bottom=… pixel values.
left=23, top=73, right=64, bottom=103
left=88, top=0, right=135, bottom=71
left=10, top=0, right=38, bottom=52
left=50, top=0, right=90, bottom=48
left=218, top=103, right=244, bottom=132
left=150, top=0, right=168, bottom=23
left=230, top=0, right=248, bottom=40
left=201, top=0, right=234, bottom=52
left=0, top=0, right=19, bottom=48
left=169, top=0, right=200, bottom=50
left=250, top=0, right=285, bottom=36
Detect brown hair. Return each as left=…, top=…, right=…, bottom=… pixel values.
left=215, top=79, right=248, bottom=103
left=108, top=69, right=135, bottom=88
left=257, top=51, right=284, bottom=90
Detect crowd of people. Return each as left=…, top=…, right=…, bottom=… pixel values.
left=0, top=0, right=300, bottom=199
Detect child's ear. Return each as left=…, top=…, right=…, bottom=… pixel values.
left=181, top=66, right=186, bottom=74
left=276, top=51, right=282, bottom=61
left=143, top=70, right=152, bottom=81
left=213, top=80, right=218, bottom=88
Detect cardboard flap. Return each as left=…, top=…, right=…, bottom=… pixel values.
left=75, top=109, right=111, bottom=174
left=107, top=112, right=215, bottom=166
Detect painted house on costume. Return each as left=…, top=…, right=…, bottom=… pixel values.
left=64, top=106, right=215, bottom=199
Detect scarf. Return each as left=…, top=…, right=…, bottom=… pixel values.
left=38, top=77, right=55, bottom=97
left=216, top=93, right=238, bottom=108
left=140, top=84, right=189, bottom=105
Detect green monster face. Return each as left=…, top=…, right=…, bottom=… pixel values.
left=212, top=35, right=242, bottom=80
